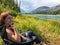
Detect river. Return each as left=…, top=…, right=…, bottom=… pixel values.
left=23, top=14, right=60, bottom=20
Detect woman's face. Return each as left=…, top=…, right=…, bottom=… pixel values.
left=4, top=15, right=13, bottom=26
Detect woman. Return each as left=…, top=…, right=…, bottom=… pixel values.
left=0, top=11, right=41, bottom=45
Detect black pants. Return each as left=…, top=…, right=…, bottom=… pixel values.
left=21, top=31, right=41, bottom=45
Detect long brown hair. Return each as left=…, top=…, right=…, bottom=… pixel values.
left=0, top=11, right=11, bottom=25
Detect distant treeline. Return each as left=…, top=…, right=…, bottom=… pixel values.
left=36, top=10, right=60, bottom=15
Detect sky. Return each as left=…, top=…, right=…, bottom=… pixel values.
left=15, top=0, right=60, bottom=13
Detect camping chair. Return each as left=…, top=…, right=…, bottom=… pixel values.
left=2, top=32, right=36, bottom=45
left=0, top=27, right=36, bottom=45
left=0, top=25, right=40, bottom=45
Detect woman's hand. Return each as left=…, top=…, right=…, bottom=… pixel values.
left=19, top=34, right=27, bottom=40
left=10, top=25, right=27, bottom=41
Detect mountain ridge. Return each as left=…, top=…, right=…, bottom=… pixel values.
left=21, top=4, right=60, bottom=14
left=30, top=4, right=60, bottom=14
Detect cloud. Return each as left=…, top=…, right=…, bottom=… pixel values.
left=17, top=0, right=60, bottom=13
left=31, top=0, right=60, bottom=8
left=20, top=0, right=33, bottom=12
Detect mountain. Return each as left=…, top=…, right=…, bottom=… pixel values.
left=30, top=5, right=60, bottom=14
left=50, top=5, right=60, bottom=12
left=30, top=6, right=50, bottom=13
left=55, top=5, right=60, bottom=8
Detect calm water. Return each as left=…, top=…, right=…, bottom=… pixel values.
left=23, top=14, right=60, bottom=20
left=36, top=15, right=60, bottom=20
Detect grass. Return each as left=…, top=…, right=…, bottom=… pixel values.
left=0, top=15, right=60, bottom=45
left=0, top=37, right=3, bottom=45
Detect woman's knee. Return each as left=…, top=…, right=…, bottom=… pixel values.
left=27, top=31, right=35, bottom=35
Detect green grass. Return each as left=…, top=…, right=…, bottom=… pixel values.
left=0, top=15, right=60, bottom=45
left=14, top=15, right=60, bottom=34
left=0, top=37, right=3, bottom=45
left=14, top=15, right=60, bottom=45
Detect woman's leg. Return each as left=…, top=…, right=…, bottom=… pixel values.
left=21, top=31, right=41, bottom=45
left=21, top=32, right=34, bottom=45
left=27, top=31, right=41, bottom=44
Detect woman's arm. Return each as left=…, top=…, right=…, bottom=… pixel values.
left=12, top=25, right=27, bottom=40
left=6, top=26, right=21, bottom=43
left=19, top=34, right=27, bottom=40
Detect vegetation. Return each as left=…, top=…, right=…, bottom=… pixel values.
left=14, top=16, right=60, bottom=45
left=14, top=15, right=60, bottom=45
left=0, top=0, right=21, bottom=16
left=0, top=0, right=60, bottom=45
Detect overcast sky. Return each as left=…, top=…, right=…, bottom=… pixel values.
left=15, top=0, right=60, bottom=13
